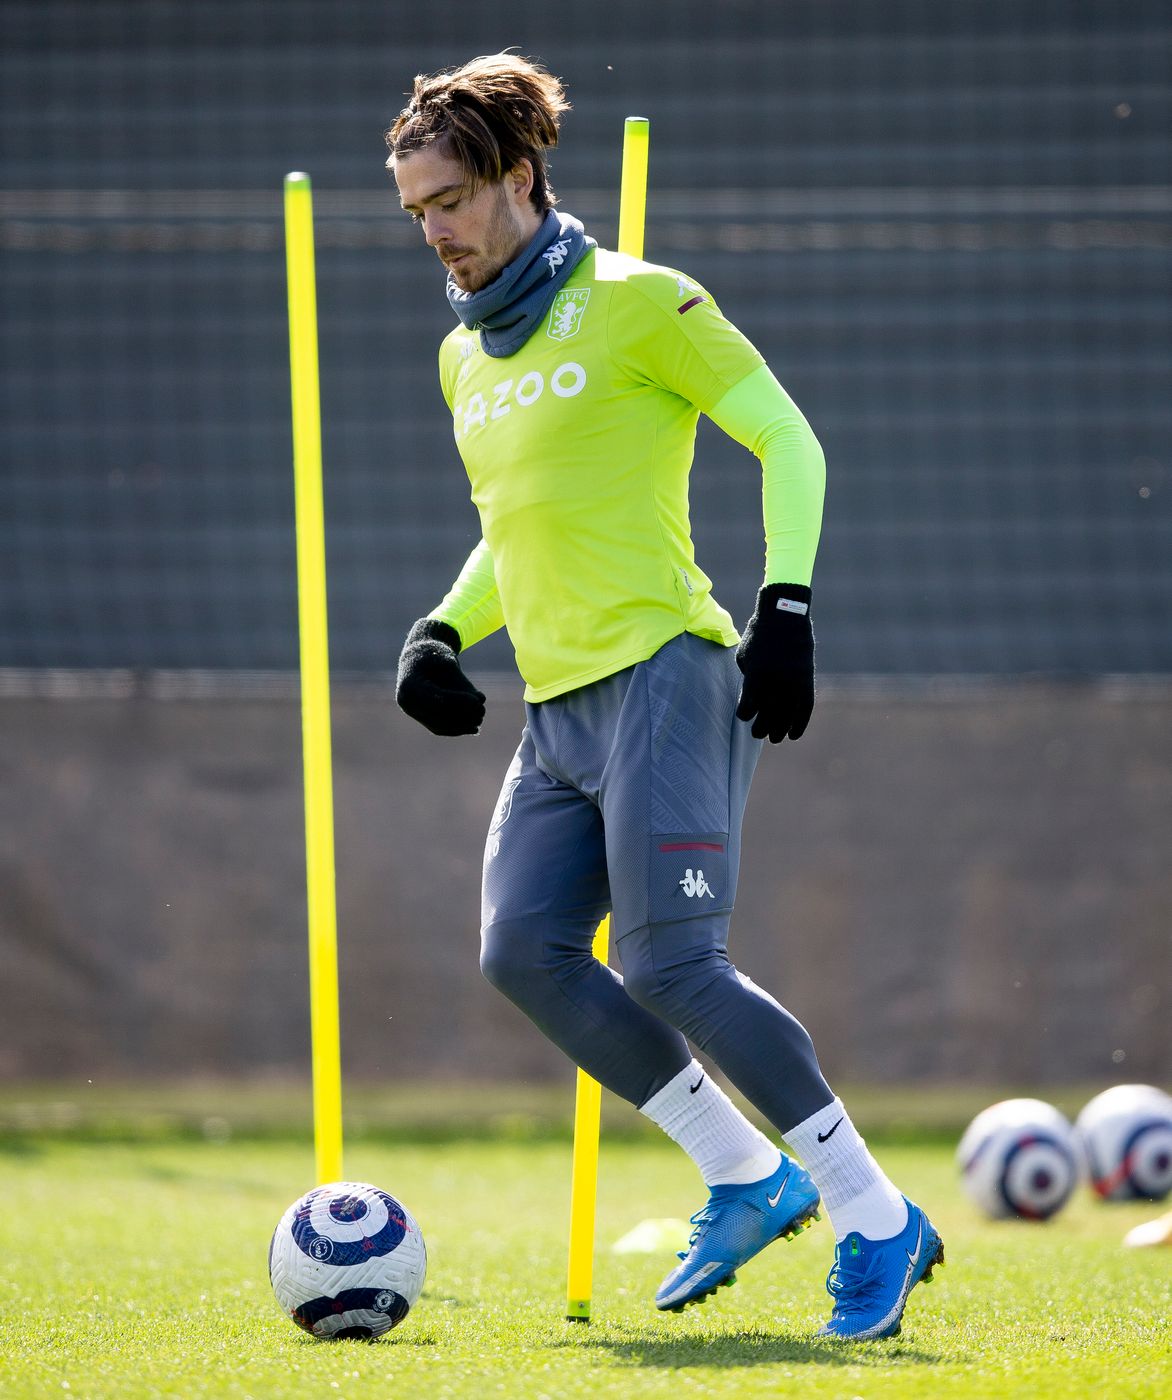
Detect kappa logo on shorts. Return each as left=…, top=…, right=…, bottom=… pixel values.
left=547, top=288, right=591, bottom=341
left=654, top=838, right=726, bottom=916
left=679, top=868, right=714, bottom=898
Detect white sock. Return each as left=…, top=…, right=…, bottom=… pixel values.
left=783, top=1097, right=908, bottom=1241
left=640, top=1060, right=782, bottom=1187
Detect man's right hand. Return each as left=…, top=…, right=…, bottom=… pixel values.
left=395, top=618, right=485, bottom=736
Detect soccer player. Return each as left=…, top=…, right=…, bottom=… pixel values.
left=387, top=54, right=943, bottom=1340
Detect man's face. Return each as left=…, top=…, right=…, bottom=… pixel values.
left=394, top=146, right=538, bottom=293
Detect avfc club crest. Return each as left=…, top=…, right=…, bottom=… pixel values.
left=547, top=288, right=591, bottom=342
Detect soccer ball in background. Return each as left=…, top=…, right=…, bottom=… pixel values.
left=269, top=1181, right=427, bottom=1339
left=957, top=1098, right=1080, bottom=1221
left=1075, top=1084, right=1172, bottom=1202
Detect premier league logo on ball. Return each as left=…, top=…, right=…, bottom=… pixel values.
left=269, top=1183, right=427, bottom=1339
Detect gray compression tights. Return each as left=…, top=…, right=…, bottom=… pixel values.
left=480, top=907, right=834, bottom=1135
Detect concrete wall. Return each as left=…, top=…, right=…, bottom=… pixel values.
left=1, top=680, right=1168, bottom=1086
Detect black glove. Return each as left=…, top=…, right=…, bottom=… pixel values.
left=735, top=583, right=815, bottom=742
left=395, top=618, right=486, bottom=736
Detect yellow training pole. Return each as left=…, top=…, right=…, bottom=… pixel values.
left=566, top=914, right=611, bottom=1321
left=617, top=116, right=650, bottom=260
left=284, top=171, right=343, bottom=1186
left=565, top=116, right=650, bottom=1323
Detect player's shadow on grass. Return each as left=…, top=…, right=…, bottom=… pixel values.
left=139, top=1160, right=277, bottom=1194
left=554, top=1324, right=942, bottom=1369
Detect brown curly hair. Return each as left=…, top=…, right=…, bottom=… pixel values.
left=385, top=53, right=570, bottom=212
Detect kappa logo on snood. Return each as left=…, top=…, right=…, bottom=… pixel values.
left=542, top=236, right=573, bottom=276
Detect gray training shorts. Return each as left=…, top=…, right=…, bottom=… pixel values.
left=482, top=630, right=763, bottom=943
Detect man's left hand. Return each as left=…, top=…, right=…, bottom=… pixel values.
left=734, top=583, right=815, bottom=742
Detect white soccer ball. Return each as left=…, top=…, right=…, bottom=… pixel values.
left=1075, top=1084, right=1172, bottom=1202
left=957, top=1098, right=1079, bottom=1220
left=269, top=1181, right=427, bottom=1339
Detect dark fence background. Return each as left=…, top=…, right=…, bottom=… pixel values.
left=1, top=2, right=1169, bottom=1088
left=3, top=0, right=1170, bottom=674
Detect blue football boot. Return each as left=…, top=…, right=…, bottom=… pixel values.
left=816, top=1197, right=944, bottom=1340
left=655, top=1154, right=821, bottom=1311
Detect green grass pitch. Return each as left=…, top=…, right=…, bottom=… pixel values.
left=0, top=1109, right=1168, bottom=1398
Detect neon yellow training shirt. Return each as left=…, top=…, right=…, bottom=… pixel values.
left=430, top=246, right=825, bottom=702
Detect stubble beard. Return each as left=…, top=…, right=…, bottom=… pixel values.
left=447, top=188, right=524, bottom=294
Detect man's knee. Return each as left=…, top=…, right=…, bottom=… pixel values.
left=480, top=914, right=600, bottom=1006
left=620, top=922, right=731, bottom=1020
left=479, top=917, right=539, bottom=1000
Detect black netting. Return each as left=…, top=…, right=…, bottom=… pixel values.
left=3, top=0, right=1170, bottom=673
